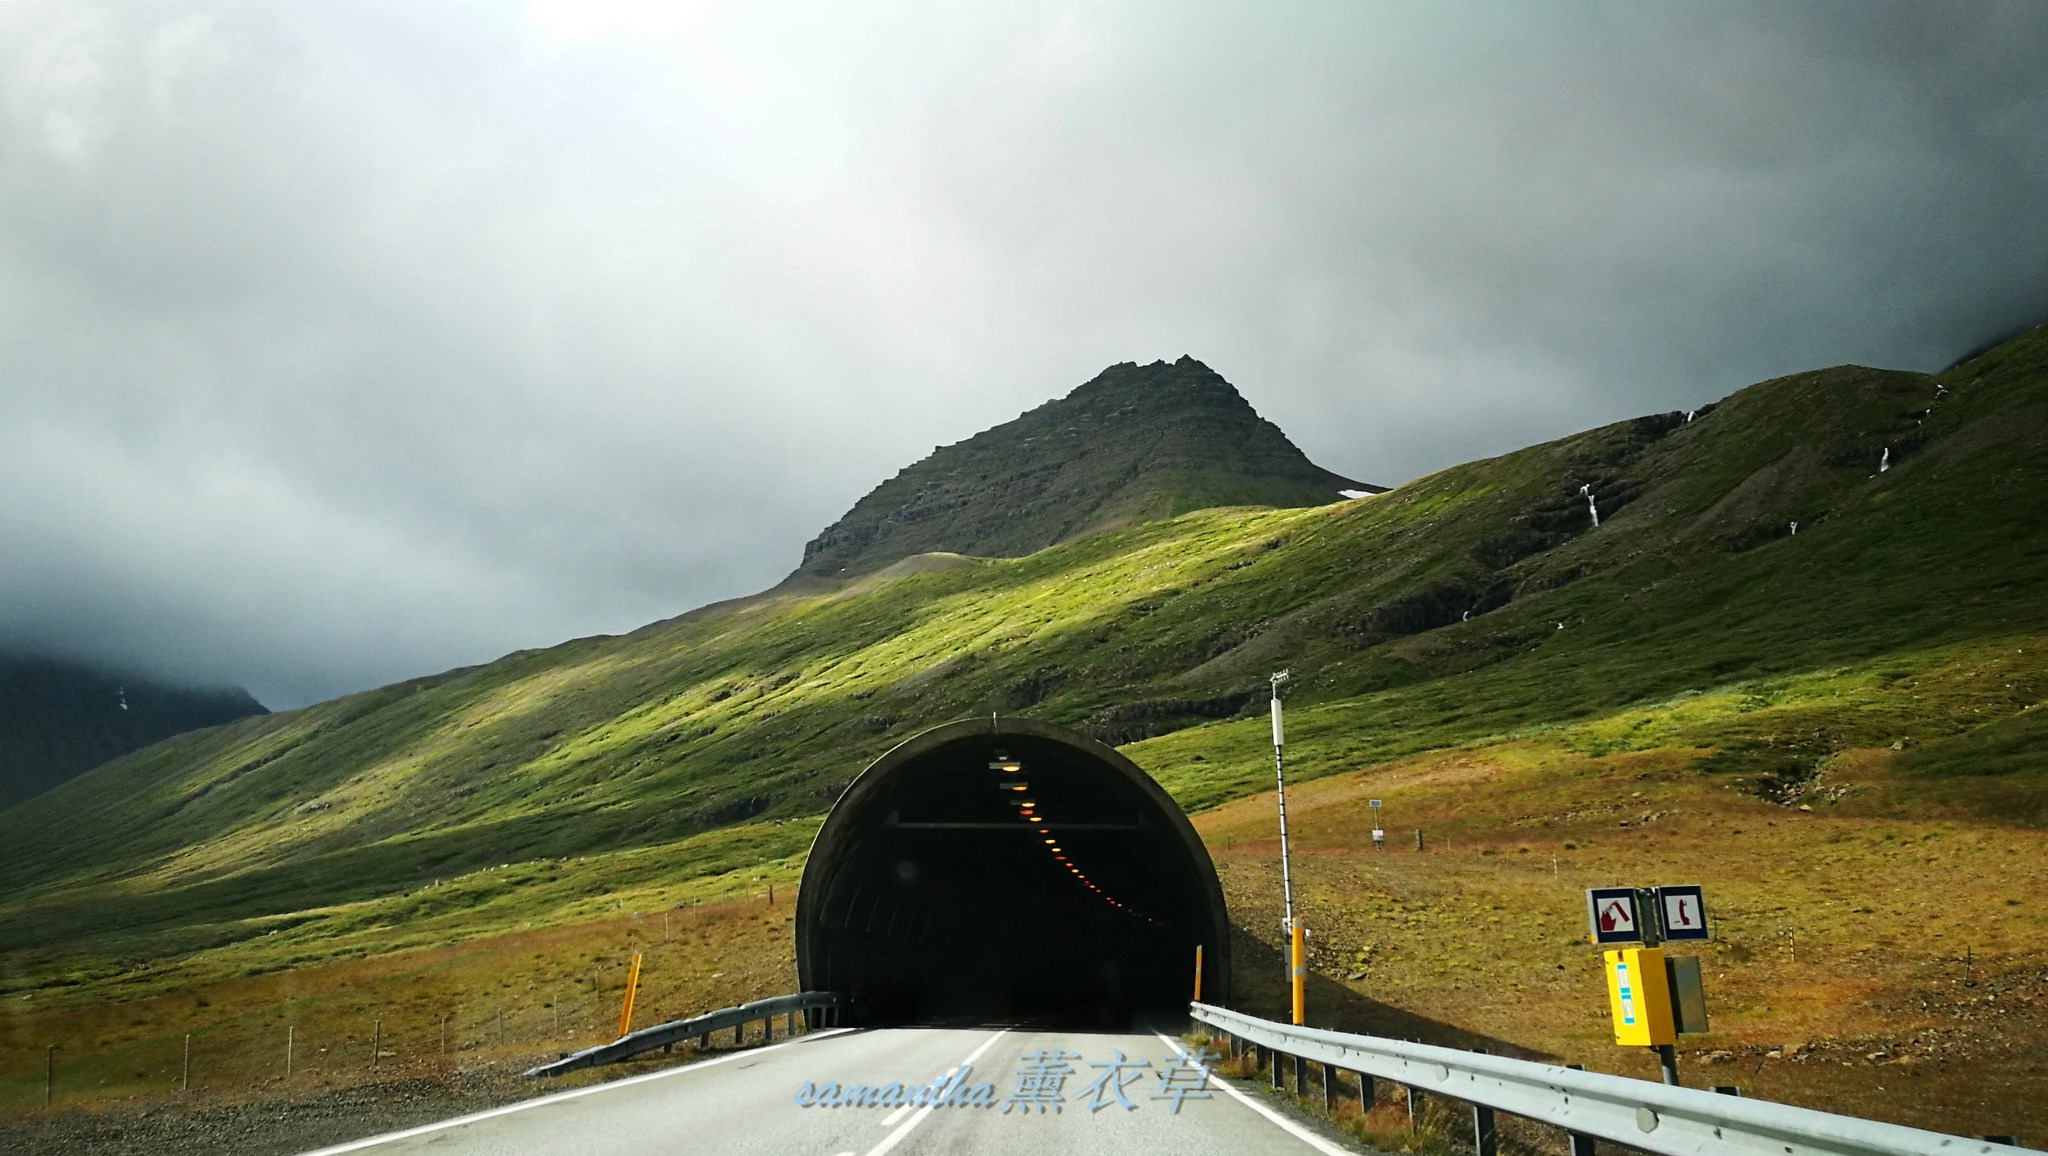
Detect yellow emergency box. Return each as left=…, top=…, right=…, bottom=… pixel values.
left=1604, top=947, right=1676, bottom=1046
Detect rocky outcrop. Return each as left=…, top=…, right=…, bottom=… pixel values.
left=798, top=357, right=1379, bottom=577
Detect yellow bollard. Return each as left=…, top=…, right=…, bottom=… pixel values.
left=1192, top=944, right=1204, bottom=1003
left=1290, top=923, right=1306, bottom=1026
left=617, top=953, right=643, bottom=1039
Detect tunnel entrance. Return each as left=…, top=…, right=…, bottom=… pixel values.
left=795, top=717, right=1230, bottom=1028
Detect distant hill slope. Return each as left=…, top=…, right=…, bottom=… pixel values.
left=0, top=656, right=266, bottom=809
left=796, top=356, right=1376, bottom=578
left=1, top=325, right=2044, bottom=966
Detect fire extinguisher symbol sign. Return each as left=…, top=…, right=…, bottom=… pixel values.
left=1585, top=887, right=1640, bottom=944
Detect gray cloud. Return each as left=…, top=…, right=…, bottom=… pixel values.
left=2, top=0, right=2043, bottom=707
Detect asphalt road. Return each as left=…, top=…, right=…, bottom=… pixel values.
left=298, top=1025, right=1361, bottom=1156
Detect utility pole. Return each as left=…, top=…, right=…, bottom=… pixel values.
left=1271, top=670, right=1304, bottom=1025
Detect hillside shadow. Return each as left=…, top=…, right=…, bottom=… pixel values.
left=1217, top=921, right=1552, bottom=1061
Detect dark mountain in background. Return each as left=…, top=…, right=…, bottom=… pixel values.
left=797, top=356, right=1378, bottom=578
left=1941, top=315, right=2048, bottom=372
left=0, top=654, right=266, bottom=809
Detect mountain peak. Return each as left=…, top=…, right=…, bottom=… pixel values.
left=797, top=360, right=1379, bottom=579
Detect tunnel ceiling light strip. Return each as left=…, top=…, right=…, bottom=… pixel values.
left=996, top=768, right=1160, bottom=925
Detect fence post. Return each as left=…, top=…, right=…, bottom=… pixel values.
left=286, top=1025, right=294, bottom=1080
left=44, top=1045, right=53, bottom=1108
left=373, top=1018, right=381, bottom=1069
left=182, top=1034, right=191, bottom=1093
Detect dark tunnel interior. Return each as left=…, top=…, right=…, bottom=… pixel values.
left=795, top=719, right=1230, bottom=1028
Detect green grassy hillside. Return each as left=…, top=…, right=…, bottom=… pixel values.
left=2, top=324, right=2043, bottom=994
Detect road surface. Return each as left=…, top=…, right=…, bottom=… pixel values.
left=299, top=1025, right=1361, bottom=1156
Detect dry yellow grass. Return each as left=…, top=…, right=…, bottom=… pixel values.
left=1198, top=740, right=2048, bottom=1139
left=1, top=897, right=797, bottom=1117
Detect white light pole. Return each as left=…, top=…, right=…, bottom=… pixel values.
left=1270, top=670, right=1294, bottom=932
left=1270, top=670, right=1305, bottom=1024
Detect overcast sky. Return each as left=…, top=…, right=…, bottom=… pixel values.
left=3, top=1, right=2044, bottom=709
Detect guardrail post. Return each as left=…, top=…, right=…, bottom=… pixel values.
left=1321, top=1061, right=1333, bottom=1111
left=1564, top=1065, right=1594, bottom=1155
left=1293, top=1052, right=1306, bottom=1096
left=699, top=1030, right=709, bottom=1049
left=763, top=1017, right=772, bottom=1042
left=1406, top=1084, right=1422, bottom=1124
left=787, top=1011, right=796, bottom=1036
left=1472, top=1103, right=1497, bottom=1156
left=1269, top=1047, right=1281, bottom=1089
left=1358, top=1071, right=1373, bottom=1113
left=1713, top=1085, right=1741, bottom=1096
left=733, top=1021, right=743, bottom=1046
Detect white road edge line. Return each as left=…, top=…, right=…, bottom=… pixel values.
left=1153, top=1031, right=1355, bottom=1156
left=862, top=1029, right=1007, bottom=1156
left=292, top=1026, right=858, bottom=1155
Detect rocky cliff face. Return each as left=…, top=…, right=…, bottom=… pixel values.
left=0, top=654, right=267, bottom=808
left=798, top=357, right=1377, bottom=577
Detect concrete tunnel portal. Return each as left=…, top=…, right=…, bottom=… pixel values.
left=795, top=717, right=1231, bottom=1027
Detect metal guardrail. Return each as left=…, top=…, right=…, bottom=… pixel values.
left=525, top=991, right=847, bottom=1077
left=1192, top=1003, right=2028, bottom=1156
